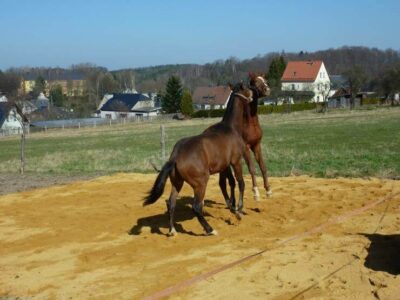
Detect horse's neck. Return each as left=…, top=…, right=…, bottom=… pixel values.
left=223, top=96, right=245, bottom=134
left=245, top=88, right=260, bottom=125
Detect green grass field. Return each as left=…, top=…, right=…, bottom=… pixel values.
left=1, top=107, right=399, bottom=178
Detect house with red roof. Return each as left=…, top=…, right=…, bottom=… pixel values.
left=192, top=86, right=232, bottom=110
left=281, top=60, right=330, bottom=103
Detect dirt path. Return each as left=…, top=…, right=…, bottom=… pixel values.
left=0, top=174, right=399, bottom=299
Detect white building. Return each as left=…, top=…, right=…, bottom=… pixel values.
left=99, top=93, right=160, bottom=119
left=281, top=60, right=331, bottom=103
left=0, top=102, right=29, bottom=136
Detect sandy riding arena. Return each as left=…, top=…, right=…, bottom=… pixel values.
left=1, top=173, right=399, bottom=299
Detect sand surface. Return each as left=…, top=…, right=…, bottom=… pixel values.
left=0, top=173, right=399, bottom=299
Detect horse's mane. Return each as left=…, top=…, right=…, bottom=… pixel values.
left=222, top=82, right=248, bottom=123
left=248, top=86, right=260, bottom=116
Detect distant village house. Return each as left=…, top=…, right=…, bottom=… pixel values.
left=98, top=93, right=160, bottom=119
left=192, top=86, right=232, bottom=110
left=281, top=60, right=331, bottom=103
left=21, top=71, right=86, bottom=96
left=0, top=101, right=29, bottom=136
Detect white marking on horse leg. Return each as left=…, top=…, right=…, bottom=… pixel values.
left=208, top=229, right=218, bottom=236
left=253, top=186, right=260, bottom=201
left=168, top=228, right=177, bottom=237
left=266, top=189, right=273, bottom=198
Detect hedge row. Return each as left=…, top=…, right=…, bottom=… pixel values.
left=192, top=102, right=317, bottom=118
left=362, top=98, right=382, bottom=105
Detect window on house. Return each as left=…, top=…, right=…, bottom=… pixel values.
left=317, top=96, right=320, bottom=101
left=292, top=84, right=295, bottom=90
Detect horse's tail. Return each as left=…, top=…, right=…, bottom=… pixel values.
left=143, top=160, right=175, bottom=206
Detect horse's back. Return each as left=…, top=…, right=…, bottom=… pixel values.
left=173, top=129, right=243, bottom=182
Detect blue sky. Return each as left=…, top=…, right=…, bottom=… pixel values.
left=1, top=0, right=399, bottom=70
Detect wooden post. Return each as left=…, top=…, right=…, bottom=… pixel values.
left=160, top=125, right=166, bottom=163
left=20, top=125, right=26, bottom=175
left=109, top=119, right=112, bottom=127
left=78, top=122, right=81, bottom=129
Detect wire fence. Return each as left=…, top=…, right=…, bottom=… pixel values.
left=0, top=114, right=182, bottom=137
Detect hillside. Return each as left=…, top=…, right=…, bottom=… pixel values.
left=5, top=46, right=400, bottom=93
left=128, top=46, right=400, bottom=92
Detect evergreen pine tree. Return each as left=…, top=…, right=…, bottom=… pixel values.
left=180, top=89, right=194, bottom=117
left=33, top=75, right=47, bottom=97
left=50, top=84, right=66, bottom=106
left=162, top=76, right=183, bottom=113
left=266, top=56, right=286, bottom=96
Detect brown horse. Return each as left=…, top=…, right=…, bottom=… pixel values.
left=143, top=85, right=254, bottom=236
left=206, top=74, right=271, bottom=210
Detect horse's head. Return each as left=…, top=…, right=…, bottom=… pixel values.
left=249, top=72, right=270, bottom=97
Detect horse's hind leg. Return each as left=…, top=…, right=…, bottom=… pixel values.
left=252, top=142, right=272, bottom=197
left=192, top=185, right=217, bottom=236
left=231, top=161, right=245, bottom=218
left=167, top=178, right=183, bottom=237
left=218, top=170, right=229, bottom=208
left=244, top=145, right=260, bottom=201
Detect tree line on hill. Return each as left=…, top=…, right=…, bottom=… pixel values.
left=1, top=46, right=399, bottom=117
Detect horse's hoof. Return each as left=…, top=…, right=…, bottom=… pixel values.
left=252, top=187, right=260, bottom=201
left=208, top=229, right=218, bottom=236
left=167, top=228, right=177, bottom=237
left=266, top=190, right=273, bottom=198
left=235, top=211, right=243, bottom=220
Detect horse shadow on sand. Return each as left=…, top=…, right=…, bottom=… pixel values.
left=129, top=197, right=226, bottom=236
left=361, top=233, right=400, bottom=275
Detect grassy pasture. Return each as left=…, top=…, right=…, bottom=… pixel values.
left=0, top=107, right=399, bottom=178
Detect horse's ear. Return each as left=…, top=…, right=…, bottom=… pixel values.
left=248, top=72, right=256, bottom=80
left=228, top=82, right=234, bottom=90
left=239, top=82, right=244, bottom=90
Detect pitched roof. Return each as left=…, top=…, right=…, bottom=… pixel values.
left=0, top=102, right=28, bottom=127
left=281, top=61, right=323, bottom=82
left=100, top=93, right=150, bottom=112
left=330, top=87, right=351, bottom=99
left=192, top=86, right=232, bottom=105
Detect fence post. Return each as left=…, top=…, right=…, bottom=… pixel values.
left=20, top=125, right=26, bottom=175
left=109, top=119, right=112, bottom=127
left=160, top=125, right=166, bottom=163
left=78, top=122, right=81, bottom=129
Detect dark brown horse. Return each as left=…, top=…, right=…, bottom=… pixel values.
left=143, top=86, right=254, bottom=236
left=206, top=74, right=271, bottom=210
